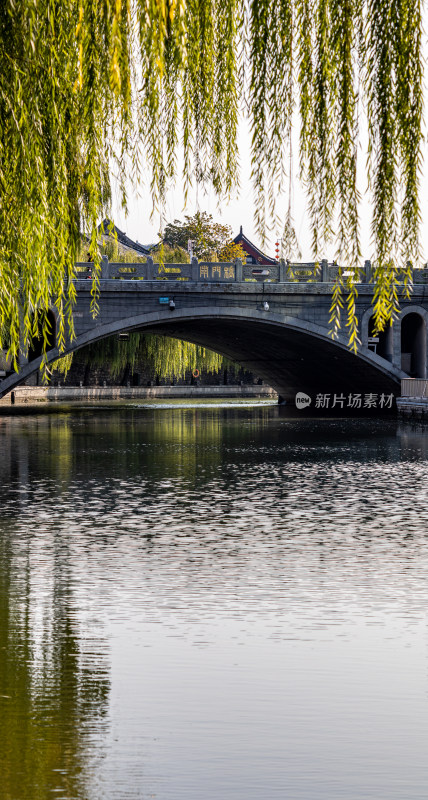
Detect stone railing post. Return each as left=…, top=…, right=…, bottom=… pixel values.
left=146, top=256, right=154, bottom=280
left=279, top=259, right=287, bottom=283
left=191, top=256, right=199, bottom=281
left=101, top=254, right=109, bottom=280
left=235, top=258, right=243, bottom=282
left=321, top=259, right=329, bottom=282
left=364, top=259, right=372, bottom=283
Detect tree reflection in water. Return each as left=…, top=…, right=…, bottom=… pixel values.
left=1, top=407, right=427, bottom=799
left=0, top=519, right=110, bottom=800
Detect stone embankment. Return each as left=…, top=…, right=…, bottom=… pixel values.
left=397, top=379, right=428, bottom=421
left=0, top=384, right=277, bottom=407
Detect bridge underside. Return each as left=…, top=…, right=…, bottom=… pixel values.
left=0, top=308, right=402, bottom=405
left=142, top=317, right=399, bottom=402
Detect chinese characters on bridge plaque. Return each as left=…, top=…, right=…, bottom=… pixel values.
left=199, top=264, right=235, bottom=280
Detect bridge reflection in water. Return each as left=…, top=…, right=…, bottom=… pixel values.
left=2, top=257, right=428, bottom=402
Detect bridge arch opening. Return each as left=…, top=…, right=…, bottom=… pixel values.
left=400, top=313, right=426, bottom=377
left=139, top=314, right=401, bottom=401
left=28, top=310, right=56, bottom=362
left=367, top=316, right=393, bottom=362
left=0, top=306, right=404, bottom=402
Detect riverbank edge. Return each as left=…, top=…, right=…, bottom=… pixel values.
left=397, top=379, right=428, bottom=421
left=0, top=384, right=277, bottom=407
left=397, top=397, right=428, bottom=421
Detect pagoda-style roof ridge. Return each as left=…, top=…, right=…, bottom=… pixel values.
left=98, top=218, right=151, bottom=256
left=233, top=226, right=278, bottom=265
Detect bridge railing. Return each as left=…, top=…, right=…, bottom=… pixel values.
left=286, top=262, right=324, bottom=282
left=74, top=258, right=428, bottom=284
left=195, top=261, right=237, bottom=281
left=411, top=268, right=428, bottom=284
left=75, top=259, right=192, bottom=281
left=401, top=378, right=428, bottom=397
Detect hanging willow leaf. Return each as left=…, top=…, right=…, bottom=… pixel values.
left=249, top=0, right=294, bottom=239
left=68, top=331, right=226, bottom=380
left=0, top=0, right=424, bottom=366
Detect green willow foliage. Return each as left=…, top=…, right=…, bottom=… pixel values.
left=79, top=333, right=224, bottom=380
left=0, top=0, right=423, bottom=364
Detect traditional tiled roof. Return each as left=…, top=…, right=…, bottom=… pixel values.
left=98, top=219, right=152, bottom=256
left=233, top=226, right=278, bottom=266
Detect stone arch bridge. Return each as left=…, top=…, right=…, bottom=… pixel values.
left=1, top=257, right=428, bottom=404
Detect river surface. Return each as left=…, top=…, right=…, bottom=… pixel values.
left=1, top=404, right=428, bottom=799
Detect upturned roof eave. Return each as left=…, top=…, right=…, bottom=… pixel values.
left=233, top=230, right=278, bottom=265
left=98, top=219, right=151, bottom=256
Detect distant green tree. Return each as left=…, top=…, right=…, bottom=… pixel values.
left=150, top=243, right=190, bottom=264
left=218, top=241, right=247, bottom=262
left=99, top=238, right=146, bottom=263
left=163, top=213, right=234, bottom=261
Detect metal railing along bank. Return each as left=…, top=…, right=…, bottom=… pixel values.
left=401, top=379, right=428, bottom=398
left=74, top=256, right=428, bottom=285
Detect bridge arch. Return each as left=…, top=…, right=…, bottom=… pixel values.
left=399, top=307, right=427, bottom=378
left=0, top=304, right=405, bottom=402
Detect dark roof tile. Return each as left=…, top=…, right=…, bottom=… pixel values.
left=233, top=227, right=278, bottom=265
left=98, top=219, right=151, bottom=256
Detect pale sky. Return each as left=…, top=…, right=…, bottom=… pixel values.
left=111, top=116, right=428, bottom=264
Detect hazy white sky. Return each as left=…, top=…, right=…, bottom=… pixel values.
left=111, top=116, right=428, bottom=263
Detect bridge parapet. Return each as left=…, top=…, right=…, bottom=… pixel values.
left=285, top=261, right=325, bottom=282
left=74, top=258, right=428, bottom=285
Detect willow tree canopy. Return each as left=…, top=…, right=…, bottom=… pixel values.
left=0, top=0, right=423, bottom=363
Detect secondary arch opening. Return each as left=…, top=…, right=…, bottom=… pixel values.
left=401, top=313, right=426, bottom=377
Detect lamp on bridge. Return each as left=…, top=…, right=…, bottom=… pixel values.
left=169, top=299, right=176, bottom=310
left=263, top=301, right=270, bottom=311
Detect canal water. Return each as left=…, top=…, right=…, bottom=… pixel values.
left=0, top=405, right=428, bottom=799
